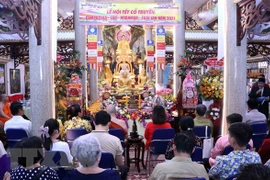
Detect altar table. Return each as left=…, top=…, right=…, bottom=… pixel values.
left=127, top=119, right=152, bottom=137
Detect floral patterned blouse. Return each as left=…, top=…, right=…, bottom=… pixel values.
left=209, top=150, right=261, bottom=180
left=63, top=117, right=92, bottom=138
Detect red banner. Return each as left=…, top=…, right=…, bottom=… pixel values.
left=156, top=42, right=166, bottom=50
left=204, top=58, right=224, bottom=67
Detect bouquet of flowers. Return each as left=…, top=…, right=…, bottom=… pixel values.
left=116, top=108, right=130, bottom=121
left=100, top=96, right=118, bottom=109
left=141, top=95, right=154, bottom=109
left=197, top=69, right=224, bottom=101
left=176, top=58, right=192, bottom=77
left=156, top=88, right=176, bottom=110
left=208, top=107, right=221, bottom=121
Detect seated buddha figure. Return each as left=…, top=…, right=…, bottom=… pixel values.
left=138, top=69, right=148, bottom=87
left=116, top=35, right=132, bottom=56
left=117, top=71, right=133, bottom=94
left=118, top=71, right=132, bottom=88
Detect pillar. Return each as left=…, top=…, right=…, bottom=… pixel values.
left=145, top=25, right=153, bottom=80
left=75, top=0, right=88, bottom=105
left=221, top=0, right=247, bottom=135
left=29, top=0, right=57, bottom=135
left=156, top=25, right=164, bottom=88
left=173, top=0, right=185, bottom=97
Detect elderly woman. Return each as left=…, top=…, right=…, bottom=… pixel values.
left=63, top=134, right=120, bottom=180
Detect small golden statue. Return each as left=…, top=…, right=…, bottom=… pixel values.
left=100, top=60, right=113, bottom=86
left=138, top=69, right=148, bottom=87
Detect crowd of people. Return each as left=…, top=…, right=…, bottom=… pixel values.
left=0, top=89, right=270, bottom=179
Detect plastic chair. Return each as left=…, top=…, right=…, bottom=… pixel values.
left=66, top=129, right=88, bottom=148
left=193, top=126, right=211, bottom=139
left=99, top=152, right=116, bottom=170
left=0, top=154, right=11, bottom=180
left=6, top=129, right=28, bottom=148
left=250, top=122, right=267, bottom=150
left=250, top=122, right=267, bottom=134
left=55, top=167, right=73, bottom=180
left=146, top=128, right=175, bottom=174
left=222, top=144, right=251, bottom=155
left=191, top=147, right=203, bottom=163
left=41, top=151, right=70, bottom=167
left=41, top=151, right=73, bottom=180
left=109, top=128, right=125, bottom=148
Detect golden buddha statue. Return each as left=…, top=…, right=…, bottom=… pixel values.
left=138, top=68, right=148, bottom=87
left=116, top=35, right=132, bottom=56
left=118, top=71, right=132, bottom=87
left=100, top=60, right=113, bottom=86
left=117, top=71, right=133, bottom=94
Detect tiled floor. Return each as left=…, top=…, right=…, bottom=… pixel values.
left=126, top=150, right=166, bottom=180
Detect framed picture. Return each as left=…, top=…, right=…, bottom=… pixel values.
left=0, top=64, right=5, bottom=94
left=10, top=69, right=21, bottom=94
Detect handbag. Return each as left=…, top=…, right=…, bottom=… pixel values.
left=202, top=126, right=214, bottom=158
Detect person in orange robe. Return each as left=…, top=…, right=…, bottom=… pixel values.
left=106, top=104, right=128, bottom=137
left=0, top=95, right=12, bottom=123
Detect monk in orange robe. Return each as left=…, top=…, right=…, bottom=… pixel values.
left=0, top=95, right=12, bottom=123
left=106, top=104, right=128, bottom=137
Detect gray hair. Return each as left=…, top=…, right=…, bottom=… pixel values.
left=71, top=135, right=101, bottom=167
left=106, top=104, right=116, bottom=114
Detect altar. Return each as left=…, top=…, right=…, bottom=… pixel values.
left=99, top=25, right=153, bottom=98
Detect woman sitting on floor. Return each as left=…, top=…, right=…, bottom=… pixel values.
left=40, top=118, right=73, bottom=164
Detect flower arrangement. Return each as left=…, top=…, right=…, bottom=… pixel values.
left=100, top=96, right=118, bottom=109
left=54, top=51, right=87, bottom=120
left=197, top=69, right=224, bottom=101
left=155, top=88, right=176, bottom=110
left=116, top=108, right=130, bottom=121
left=208, top=107, right=221, bottom=121
left=141, top=95, right=154, bottom=108
left=176, top=58, right=192, bottom=77
left=113, top=107, right=173, bottom=128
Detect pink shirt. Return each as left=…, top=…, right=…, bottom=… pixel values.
left=209, top=134, right=254, bottom=166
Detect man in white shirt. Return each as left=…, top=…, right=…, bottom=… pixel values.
left=245, top=98, right=266, bottom=124
left=4, top=102, right=32, bottom=136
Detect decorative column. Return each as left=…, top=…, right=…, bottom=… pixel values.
left=221, top=0, right=247, bottom=135
left=173, top=0, right=185, bottom=97
left=75, top=0, right=88, bottom=105
left=29, top=0, right=57, bottom=135
left=156, top=25, right=164, bottom=88
left=145, top=25, right=153, bottom=80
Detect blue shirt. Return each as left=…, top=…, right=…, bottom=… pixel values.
left=64, top=169, right=120, bottom=180
left=209, top=150, right=261, bottom=179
